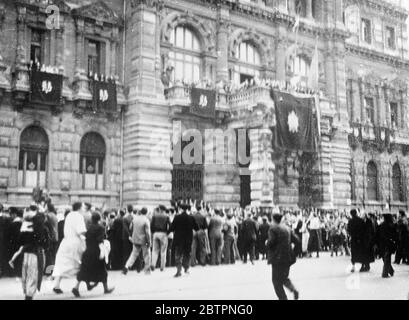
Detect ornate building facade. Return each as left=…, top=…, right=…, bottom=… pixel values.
left=0, top=0, right=408, bottom=212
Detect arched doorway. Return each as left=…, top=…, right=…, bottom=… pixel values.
left=18, top=126, right=49, bottom=188
left=80, top=132, right=106, bottom=190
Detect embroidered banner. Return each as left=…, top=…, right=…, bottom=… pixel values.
left=90, top=78, right=117, bottom=112
left=271, top=90, right=317, bottom=152
left=190, top=88, right=216, bottom=118
left=30, top=71, right=63, bottom=105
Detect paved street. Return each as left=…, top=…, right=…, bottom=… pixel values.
left=1, top=253, right=409, bottom=300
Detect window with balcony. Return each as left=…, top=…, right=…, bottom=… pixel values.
left=234, top=41, right=261, bottom=85
left=367, top=161, right=378, bottom=201
left=364, top=97, right=375, bottom=125
left=386, top=26, right=396, bottom=49
left=30, top=28, right=45, bottom=67
left=361, top=18, right=372, bottom=44
left=18, top=126, right=49, bottom=188
left=169, top=26, right=201, bottom=84
left=392, top=163, right=404, bottom=202
left=86, top=39, right=105, bottom=76
left=80, top=132, right=106, bottom=190
left=390, top=102, right=398, bottom=129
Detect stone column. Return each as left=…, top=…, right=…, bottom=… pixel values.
left=249, top=128, right=275, bottom=208
left=55, top=24, right=64, bottom=70
left=75, top=18, right=85, bottom=73
left=275, top=33, right=287, bottom=82
left=13, top=5, right=29, bottom=92
left=306, top=0, right=313, bottom=19
left=358, top=78, right=365, bottom=122
left=216, top=17, right=229, bottom=83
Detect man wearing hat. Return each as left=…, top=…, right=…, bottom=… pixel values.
left=376, top=212, right=398, bottom=278
left=267, top=211, right=300, bottom=300
left=169, top=204, right=199, bottom=277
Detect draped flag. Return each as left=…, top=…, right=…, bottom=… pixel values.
left=190, top=88, right=216, bottom=118
left=30, top=70, right=63, bottom=105
left=271, top=90, right=317, bottom=152
left=90, top=77, right=117, bottom=112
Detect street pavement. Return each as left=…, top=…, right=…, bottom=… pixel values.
left=1, top=252, right=409, bottom=300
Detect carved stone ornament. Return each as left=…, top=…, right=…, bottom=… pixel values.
left=73, top=0, right=121, bottom=25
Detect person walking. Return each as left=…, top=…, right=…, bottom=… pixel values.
left=395, top=210, right=409, bottom=265
left=169, top=204, right=199, bottom=277
left=52, top=202, right=87, bottom=294
left=222, top=212, right=237, bottom=264
left=360, top=211, right=376, bottom=272
left=376, top=213, right=398, bottom=278
left=10, top=209, right=50, bottom=300
left=150, top=205, right=170, bottom=271
left=241, top=213, right=258, bottom=264
left=72, top=212, right=114, bottom=297
left=267, top=212, right=300, bottom=300
left=307, top=212, right=322, bottom=258
left=191, top=205, right=208, bottom=267
left=347, top=209, right=364, bottom=273
left=208, top=210, right=224, bottom=265
left=122, top=208, right=151, bottom=275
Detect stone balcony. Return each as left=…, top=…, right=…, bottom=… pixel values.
left=228, top=85, right=273, bottom=111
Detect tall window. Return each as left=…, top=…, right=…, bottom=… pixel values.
left=390, top=102, right=398, bottom=128
left=169, top=26, right=201, bottom=84
left=364, top=97, right=375, bottom=124
left=18, top=126, right=49, bottom=188
left=367, top=161, right=378, bottom=201
left=361, top=18, right=372, bottom=44
left=30, top=29, right=44, bottom=67
left=291, top=55, right=310, bottom=83
left=80, top=132, right=106, bottom=190
left=295, top=0, right=307, bottom=17
left=86, top=39, right=105, bottom=75
left=386, top=26, right=396, bottom=49
left=234, top=41, right=261, bottom=85
left=392, top=163, right=404, bottom=202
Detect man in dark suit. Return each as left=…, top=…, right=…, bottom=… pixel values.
left=347, top=209, right=365, bottom=273
left=376, top=213, right=398, bottom=278
left=169, top=204, right=199, bottom=277
left=191, top=205, right=208, bottom=267
left=267, top=212, right=300, bottom=300
left=241, top=213, right=258, bottom=264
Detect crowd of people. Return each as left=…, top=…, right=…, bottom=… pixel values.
left=0, top=194, right=408, bottom=300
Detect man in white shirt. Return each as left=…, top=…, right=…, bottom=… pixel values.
left=52, top=202, right=87, bottom=294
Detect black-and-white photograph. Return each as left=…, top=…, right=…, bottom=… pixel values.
left=0, top=0, right=409, bottom=306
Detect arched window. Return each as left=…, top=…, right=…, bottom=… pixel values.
left=392, top=163, right=404, bottom=202
left=169, top=26, right=201, bottom=84
left=367, top=161, right=378, bottom=201
left=80, top=132, right=106, bottom=190
left=234, top=41, right=261, bottom=85
left=18, top=126, right=49, bottom=188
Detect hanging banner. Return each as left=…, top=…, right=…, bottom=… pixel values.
left=271, top=90, right=317, bottom=152
left=89, top=78, right=117, bottom=112
left=29, top=71, right=63, bottom=105
left=190, top=88, right=216, bottom=118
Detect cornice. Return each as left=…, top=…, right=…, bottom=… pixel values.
left=346, top=43, right=409, bottom=68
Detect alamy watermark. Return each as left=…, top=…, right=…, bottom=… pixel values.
left=148, top=121, right=273, bottom=176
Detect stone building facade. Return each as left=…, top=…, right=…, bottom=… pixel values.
left=0, top=0, right=408, bottom=212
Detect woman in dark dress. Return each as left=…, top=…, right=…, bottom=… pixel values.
left=72, top=212, right=114, bottom=297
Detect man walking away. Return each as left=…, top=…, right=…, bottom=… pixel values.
left=191, top=205, right=208, bottom=267
left=241, top=213, right=258, bottom=264
left=258, top=216, right=270, bottom=260
left=151, top=205, right=170, bottom=271
left=122, top=208, right=151, bottom=275
left=267, top=212, right=300, bottom=300
left=395, top=210, right=409, bottom=265
left=208, top=210, right=224, bottom=265
left=376, top=213, right=398, bottom=278
left=347, top=209, right=364, bottom=273
left=169, top=204, right=199, bottom=277
left=223, top=212, right=237, bottom=264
